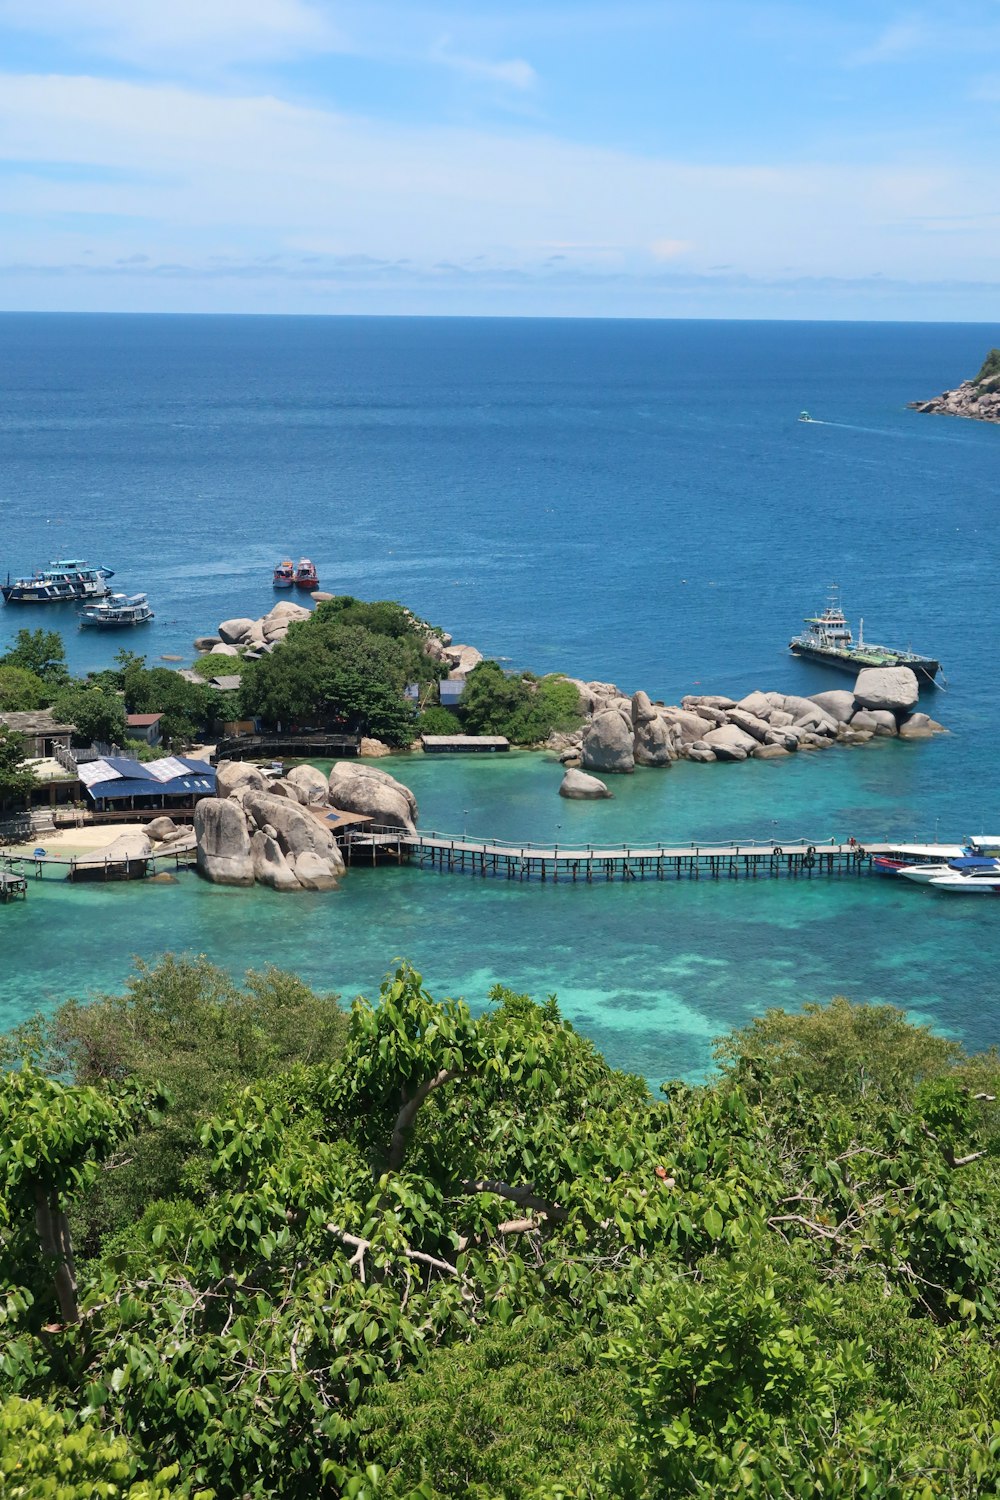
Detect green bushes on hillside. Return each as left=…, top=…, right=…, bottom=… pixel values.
left=1, top=966, right=998, bottom=1497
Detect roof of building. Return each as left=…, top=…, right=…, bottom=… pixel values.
left=79, top=755, right=216, bottom=802
left=210, top=676, right=243, bottom=692
left=126, top=713, right=163, bottom=727
left=0, top=709, right=76, bottom=736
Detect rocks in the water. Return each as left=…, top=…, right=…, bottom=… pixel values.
left=559, top=767, right=613, bottom=800
left=145, top=815, right=177, bottom=843
left=752, top=743, right=790, bottom=759
left=193, top=635, right=221, bottom=651
left=285, top=763, right=330, bottom=805
left=215, top=761, right=267, bottom=799
left=328, top=762, right=419, bottom=832
left=359, top=737, right=392, bottom=758
left=250, top=830, right=300, bottom=891
left=632, top=692, right=674, bottom=766
left=218, top=617, right=256, bottom=645
left=686, top=744, right=716, bottom=762
left=581, top=707, right=635, bottom=774
left=682, top=694, right=735, bottom=710
left=99, top=831, right=153, bottom=862
left=736, top=690, right=773, bottom=719
left=194, top=798, right=255, bottom=886
left=853, top=666, right=919, bottom=714
left=703, top=725, right=756, bottom=761
left=898, top=713, right=947, bottom=740
left=726, top=708, right=771, bottom=743
left=809, top=690, right=856, bottom=724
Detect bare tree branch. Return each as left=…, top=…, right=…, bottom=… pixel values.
left=457, top=1179, right=568, bottom=1221
left=387, top=1067, right=463, bottom=1173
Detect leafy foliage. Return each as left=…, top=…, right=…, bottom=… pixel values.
left=48, top=684, right=128, bottom=749
left=0, top=726, right=36, bottom=806
left=416, top=705, right=463, bottom=735
left=0, top=666, right=49, bottom=713
left=0, top=972, right=998, bottom=1498
left=0, top=1396, right=186, bottom=1499
left=0, top=628, right=68, bottom=685
left=973, top=348, right=1000, bottom=385
left=459, top=662, right=582, bottom=743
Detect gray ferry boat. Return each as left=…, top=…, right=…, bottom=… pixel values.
left=2, top=559, right=114, bottom=605
left=789, top=592, right=941, bottom=684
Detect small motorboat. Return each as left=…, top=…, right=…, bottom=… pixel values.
left=273, top=559, right=294, bottom=588
left=294, top=557, right=319, bottom=590
left=798, top=410, right=814, bottom=423
left=929, top=870, right=1000, bottom=894
left=79, top=592, right=154, bottom=628
left=871, top=855, right=912, bottom=876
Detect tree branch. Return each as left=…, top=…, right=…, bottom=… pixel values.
left=387, top=1067, right=463, bottom=1173
left=457, top=1179, right=568, bottom=1221
left=326, top=1224, right=458, bottom=1280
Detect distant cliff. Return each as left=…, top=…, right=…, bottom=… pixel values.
left=909, top=348, right=1000, bottom=423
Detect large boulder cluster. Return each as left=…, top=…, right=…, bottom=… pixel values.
left=553, top=666, right=946, bottom=773
left=194, top=759, right=419, bottom=890
left=194, top=601, right=313, bottom=659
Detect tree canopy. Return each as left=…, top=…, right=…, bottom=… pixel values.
left=459, top=661, right=582, bottom=743
left=0, top=665, right=49, bottom=713
left=0, top=725, right=37, bottom=807
left=1, top=963, right=998, bottom=1498
left=0, top=627, right=68, bottom=685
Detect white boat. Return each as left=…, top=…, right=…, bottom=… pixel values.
left=929, top=871, right=1000, bottom=894
left=80, top=592, right=154, bottom=628
left=897, top=863, right=956, bottom=884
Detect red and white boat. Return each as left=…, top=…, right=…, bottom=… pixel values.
left=273, top=559, right=294, bottom=589
left=294, top=558, right=319, bottom=590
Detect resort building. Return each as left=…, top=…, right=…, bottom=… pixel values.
left=78, top=756, right=216, bottom=818
left=0, top=709, right=76, bottom=759
left=125, top=712, right=164, bottom=747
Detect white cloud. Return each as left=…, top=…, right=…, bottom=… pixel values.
left=428, top=37, right=537, bottom=91
left=0, top=0, right=341, bottom=67
left=846, top=18, right=929, bottom=66
left=0, top=71, right=992, bottom=291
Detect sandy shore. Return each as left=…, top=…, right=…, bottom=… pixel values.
left=5, top=823, right=165, bottom=858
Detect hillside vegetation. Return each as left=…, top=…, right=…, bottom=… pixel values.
left=1, top=963, right=999, bottom=1497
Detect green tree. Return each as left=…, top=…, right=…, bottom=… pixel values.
left=0, top=665, right=49, bottom=712
left=459, top=662, right=582, bottom=743
left=0, top=628, right=68, bottom=685
left=4, top=955, right=348, bottom=1253
left=120, top=665, right=219, bottom=749
left=241, top=622, right=417, bottom=746
left=0, top=725, right=36, bottom=807
left=48, top=685, right=128, bottom=749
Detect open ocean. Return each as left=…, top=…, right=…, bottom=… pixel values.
left=1, top=313, right=999, bottom=1080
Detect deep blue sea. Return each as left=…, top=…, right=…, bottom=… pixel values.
left=1, top=314, right=999, bottom=1080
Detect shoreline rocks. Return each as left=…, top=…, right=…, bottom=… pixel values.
left=193, top=758, right=419, bottom=890
left=555, top=666, right=946, bottom=776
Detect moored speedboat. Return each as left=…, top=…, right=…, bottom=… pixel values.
left=294, top=557, right=319, bottom=590
left=2, top=559, right=114, bottom=605
left=928, top=869, right=1000, bottom=893
left=273, top=559, right=294, bottom=589
left=79, top=592, right=154, bottom=628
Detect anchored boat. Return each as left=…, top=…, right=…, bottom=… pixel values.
left=79, top=592, right=154, bottom=628
left=789, top=587, right=941, bottom=684
left=273, top=559, right=294, bottom=589
left=294, top=557, right=319, bottom=590
left=2, top=559, right=114, bottom=605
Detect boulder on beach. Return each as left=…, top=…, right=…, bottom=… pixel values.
left=581, top=708, right=635, bottom=774
left=327, top=762, right=418, bottom=832
left=559, top=767, right=613, bottom=800
left=195, top=798, right=255, bottom=886
left=243, top=791, right=345, bottom=876
left=853, top=666, right=919, bottom=714
left=360, top=737, right=392, bottom=758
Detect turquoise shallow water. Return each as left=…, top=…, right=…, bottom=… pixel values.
left=2, top=315, right=999, bottom=1079
left=1, top=744, right=993, bottom=1084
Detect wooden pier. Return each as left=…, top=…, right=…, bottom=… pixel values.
left=2, top=839, right=197, bottom=885
left=0, top=869, right=27, bottom=902
left=338, top=827, right=936, bottom=882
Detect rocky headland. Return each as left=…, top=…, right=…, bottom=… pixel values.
left=909, top=348, right=1000, bottom=424
left=548, top=665, right=946, bottom=787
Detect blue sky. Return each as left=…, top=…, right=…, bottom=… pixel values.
left=2, top=0, right=1000, bottom=317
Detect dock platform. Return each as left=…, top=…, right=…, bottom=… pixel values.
left=0, top=869, right=27, bottom=901
left=339, top=828, right=944, bottom=881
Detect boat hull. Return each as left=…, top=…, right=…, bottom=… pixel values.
left=789, top=642, right=940, bottom=684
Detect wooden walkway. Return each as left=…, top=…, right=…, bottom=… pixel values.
left=339, top=827, right=948, bottom=882
left=2, top=838, right=197, bottom=884
left=0, top=869, right=27, bottom=902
